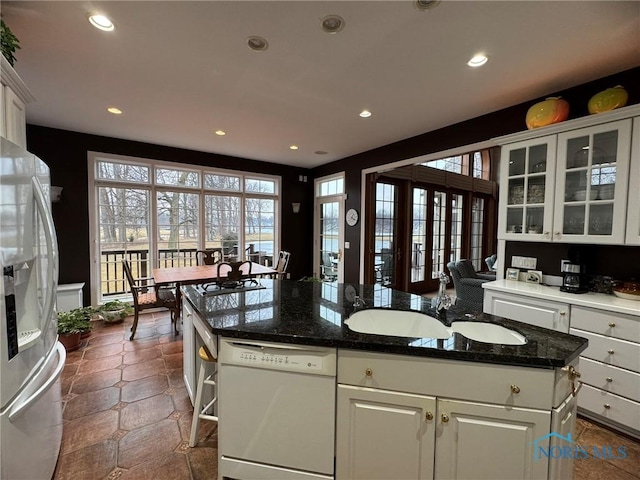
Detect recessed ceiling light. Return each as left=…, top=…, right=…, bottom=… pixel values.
left=359, top=110, right=372, bottom=118
left=414, top=0, right=441, bottom=11
left=289, top=145, right=299, bottom=150
left=467, top=54, right=488, bottom=67
left=215, top=130, right=226, bottom=136
left=321, top=15, right=345, bottom=34
left=247, top=36, right=269, bottom=52
left=88, top=14, right=114, bottom=32
left=107, top=107, right=122, bottom=115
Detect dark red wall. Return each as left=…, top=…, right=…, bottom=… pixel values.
left=27, top=66, right=640, bottom=301
left=312, top=67, right=640, bottom=283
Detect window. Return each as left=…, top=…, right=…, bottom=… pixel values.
left=89, top=154, right=279, bottom=303
left=421, top=149, right=491, bottom=179
left=470, top=197, right=485, bottom=270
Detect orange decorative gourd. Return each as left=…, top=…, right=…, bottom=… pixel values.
left=525, top=97, right=570, bottom=130
left=588, top=86, right=628, bottom=114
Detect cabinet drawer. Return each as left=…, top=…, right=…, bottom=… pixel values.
left=570, top=329, right=640, bottom=373
left=578, top=384, right=640, bottom=434
left=571, top=306, right=640, bottom=343
left=483, top=291, right=570, bottom=333
left=579, top=357, right=640, bottom=401
left=338, top=349, right=558, bottom=410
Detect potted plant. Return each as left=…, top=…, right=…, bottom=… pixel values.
left=1, top=18, right=21, bottom=66
left=57, top=308, right=93, bottom=351
left=97, top=300, right=133, bottom=324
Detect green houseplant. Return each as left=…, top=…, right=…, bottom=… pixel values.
left=57, top=308, right=93, bottom=351
left=1, top=18, right=21, bottom=66
left=97, top=300, right=133, bottom=324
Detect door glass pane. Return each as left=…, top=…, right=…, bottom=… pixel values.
left=528, top=144, right=547, bottom=174
left=566, top=136, right=590, bottom=169
left=157, top=191, right=199, bottom=267
left=591, top=166, right=616, bottom=200
left=204, top=194, right=240, bottom=260
left=589, top=203, right=614, bottom=235
left=508, top=149, right=526, bottom=176
left=375, top=183, right=396, bottom=286
left=320, top=202, right=339, bottom=282
left=527, top=177, right=546, bottom=204
left=450, top=194, right=463, bottom=263
left=432, top=191, right=447, bottom=279
left=563, top=205, right=585, bottom=235
left=470, top=197, right=485, bottom=271
left=98, top=187, right=150, bottom=297
left=592, top=130, right=618, bottom=165
left=508, top=178, right=525, bottom=205
left=506, top=207, right=523, bottom=234
left=411, top=188, right=427, bottom=283
left=245, top=198, right=275, bottom=266
left=565, top=170, right=590, bottom=202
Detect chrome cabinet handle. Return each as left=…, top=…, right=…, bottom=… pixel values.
left=606, top=377, right=613, bottom=383
left=441, top=413, right=450, bottom=423
left=425, top=411, right=434, bottom=421
left=559, top=311, right=566, bottom=316
left=510, top=384, right=521, bottom=394
left=365, top=368, right=373, bottom=377
left=608, top=322, right=616, bottom=328
left=608, top=349, right=615, bottom=355
left=604, top=404, right=611, bottom=410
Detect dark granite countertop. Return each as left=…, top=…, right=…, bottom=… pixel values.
left=182, top=280, right=588, bottom=369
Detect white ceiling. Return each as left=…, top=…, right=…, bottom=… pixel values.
left=3, top=1, right=639, bottom=168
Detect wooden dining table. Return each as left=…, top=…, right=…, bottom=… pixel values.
left=153, top=262, right=278, bottom=312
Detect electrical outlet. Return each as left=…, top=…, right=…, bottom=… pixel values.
left=512, top=256, right=537, bottom=269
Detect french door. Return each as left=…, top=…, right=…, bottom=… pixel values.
left=314, top=175, right=345, bottom=282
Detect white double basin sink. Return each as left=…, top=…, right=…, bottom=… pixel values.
left=344, top=309, right=527, bottom=345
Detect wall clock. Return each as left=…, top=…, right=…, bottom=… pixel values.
left=346, top=208, right=359, bottom=226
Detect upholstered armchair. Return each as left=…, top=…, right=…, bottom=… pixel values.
left=446, top=259, right=495, bottom=312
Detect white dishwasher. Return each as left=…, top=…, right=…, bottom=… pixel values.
left=218, top=337, right=337, bottom=480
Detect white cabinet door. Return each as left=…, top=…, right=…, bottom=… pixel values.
left=435, top=398, right=550, bottom=480
left=483, top=290, right=570, bottom=333
left=336, top=385, right=436, bottom=480
left=3, top=86, right=27, bottom=149
left=182, top=300, right=195, bottom=404
left=554, top=119, right=632, bottom=244
left=626, top=117, right=640, bottom=244
left=498, top=136, right=557, bottom=242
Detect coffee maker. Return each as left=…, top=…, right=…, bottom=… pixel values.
left=560, top=263, right=588, bottom=293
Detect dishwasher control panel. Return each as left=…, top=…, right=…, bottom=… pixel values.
left=219, top=337, right=337, bottom=376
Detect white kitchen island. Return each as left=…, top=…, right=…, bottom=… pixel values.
left=183, top=280, right=589, bottom=479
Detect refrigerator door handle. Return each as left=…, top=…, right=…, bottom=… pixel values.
left=8, top=342, right=66, bottom=422
left=32, top=176, right=59, bottom=326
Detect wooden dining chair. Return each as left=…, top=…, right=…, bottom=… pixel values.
left=214, top=260, right=254, bottom=289
left=272, top=251, right=291, bottom=279
left=122, top=260, right=179, bottom=340
left=196, top=249, right=223, bottom=266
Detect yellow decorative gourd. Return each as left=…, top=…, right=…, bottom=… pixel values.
left=525, top=97, right=570, bottom=130
left=588, top=86, right=628, bottom=114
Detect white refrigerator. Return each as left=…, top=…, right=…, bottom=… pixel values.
left=0, top=138, right=65, bottom=480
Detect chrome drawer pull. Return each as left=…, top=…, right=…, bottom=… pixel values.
left=510, top=384, right=521, bottom=394
left=608, top=322, right=616, bottom=328
left=365, top=367, right=373, bottom=378
left=604, top=404, right=611, bottom=410
left=441, top=413, right=450, bottom=423
left=606, top=377, right=613, bottom=383
left=425, top=411, right=434, bottom=421
left=607, top=349, right=615, bottom=355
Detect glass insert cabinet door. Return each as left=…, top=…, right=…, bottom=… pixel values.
left=554, top=119, right=632, bottom=244
left=500, top=135, right=557, bottom=240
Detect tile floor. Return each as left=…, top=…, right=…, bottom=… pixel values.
left=54, top=311, right=640, bottom=480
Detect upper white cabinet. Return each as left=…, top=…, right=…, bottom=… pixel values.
left=627, top=117, right=640, bottom=244
left=495, top=105, right=640, bottom=245
left=1, top=56, right=34, bottom=149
